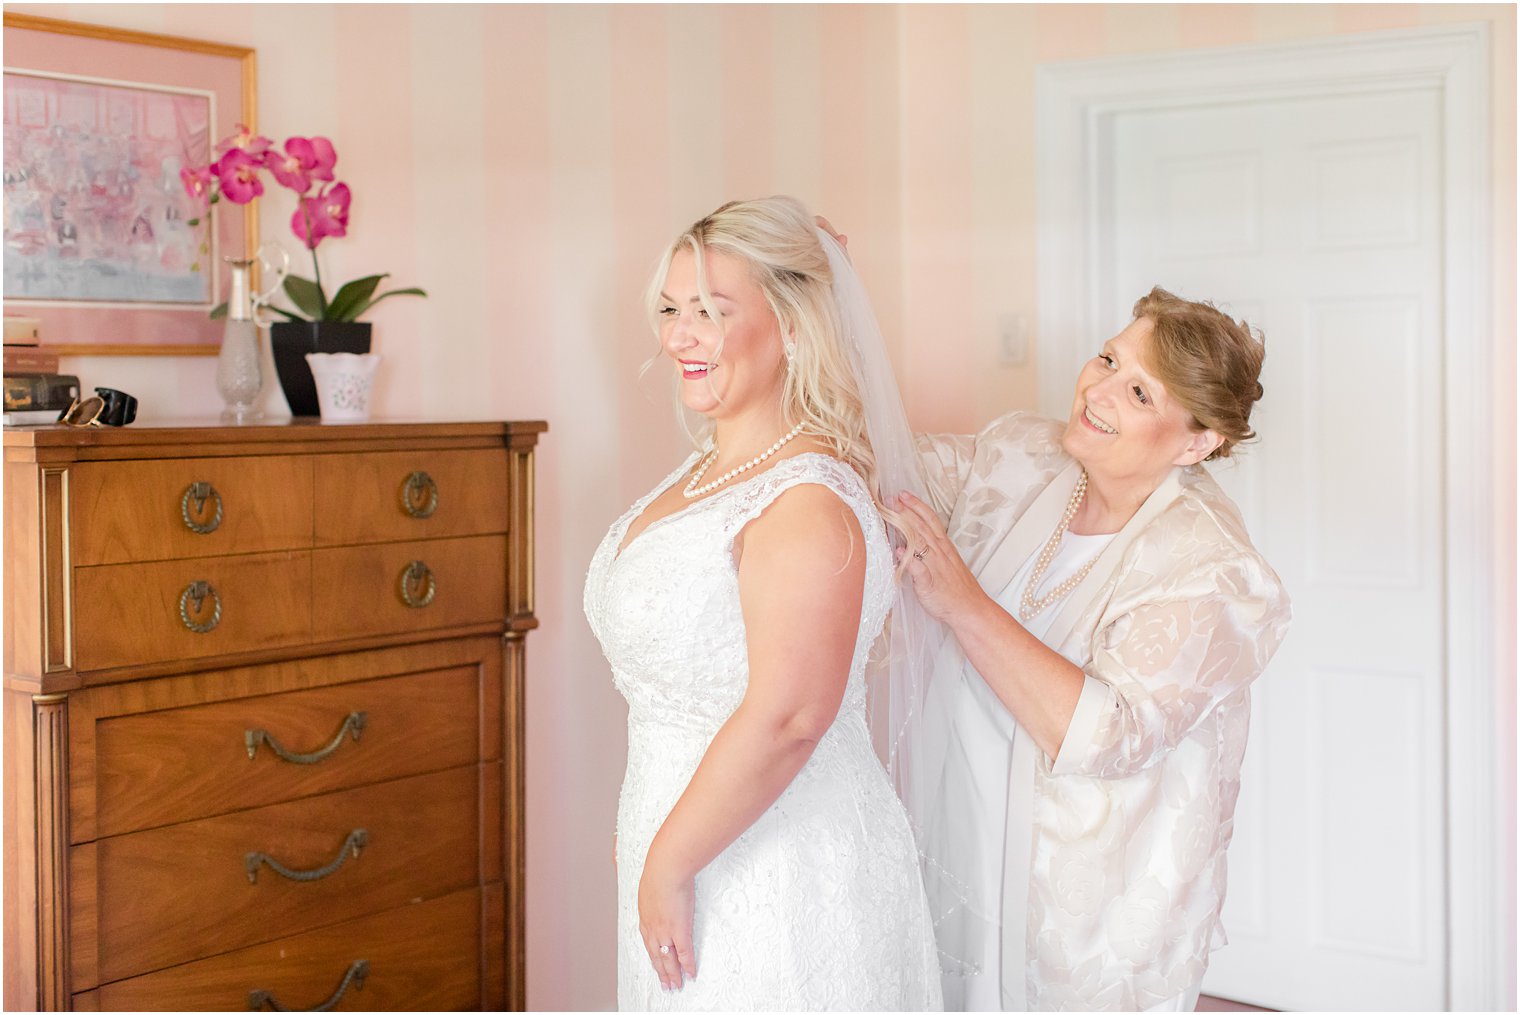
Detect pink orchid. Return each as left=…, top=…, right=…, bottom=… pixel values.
left=179, top=127, right=423, bottom=323
left=290, top=182, right=351, bottom=248
left=179, top=165, right=213, bottom=205
left=300, top=137, right=338, bottom=182
left=214, top=124, right=273, bottom=159
left=265, top=147, right=314, bottom=193
left=215, top=149, right=266, bottom=204
left=265, top=137, right=339, bottom=194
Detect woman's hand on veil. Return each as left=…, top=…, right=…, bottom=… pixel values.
left=637, top=845, right=697, bottom=991
left=895, top=491, right=989, bottom=623
left=814, top=215, right=850, bottom=260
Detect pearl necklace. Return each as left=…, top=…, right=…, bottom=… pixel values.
left=683, top=422, right=808, bottom=499
left=1018, top=470, right=1099, bottom=622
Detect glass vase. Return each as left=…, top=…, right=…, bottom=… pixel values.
left=217, top=318, right=263, bottom=420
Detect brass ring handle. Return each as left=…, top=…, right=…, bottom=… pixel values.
left=400, top=470, right=438, bottom=519
left=246, top=829, right=367, bottom=885
left=399, top=560, right=436, bottom=608
left=179, top=581, right=222, bottom=634
left=181, top=482, right=224, bottom=534
left=248, top=959, right=369, bottom=1011
left=246, top=712, right=367, bottom=764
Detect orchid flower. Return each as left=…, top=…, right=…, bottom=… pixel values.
left=215, top=149, right=265, bottom=204
left=266, top=137, right=339, bottom=194
left=214, top=123, right=273, bottom=159
left=302, top=137, right=338, bottom=182
left=290, top=182, right=351, bottom=249
left=179, top=165, right=213, bottom=206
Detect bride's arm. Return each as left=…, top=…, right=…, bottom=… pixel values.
left=637, top=484, right=866, bottom=991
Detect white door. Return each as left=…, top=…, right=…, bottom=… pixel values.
left=1100, top=87, right=1446, bottom=1011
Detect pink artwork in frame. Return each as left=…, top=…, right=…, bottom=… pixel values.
left=2, top=15, right=256, bottom=355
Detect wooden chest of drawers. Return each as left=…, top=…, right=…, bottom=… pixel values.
left=3, top=420, right=544, bottom=1011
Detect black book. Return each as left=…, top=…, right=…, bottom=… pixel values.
left=3, top=373, right=80, bottom=412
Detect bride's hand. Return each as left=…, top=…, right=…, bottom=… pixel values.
left=637, top=847, right=697, bottom=991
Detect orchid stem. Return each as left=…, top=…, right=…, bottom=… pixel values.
left=302, top=205, right=328, bottom=318
left=311, top=246, right=327, bottom=317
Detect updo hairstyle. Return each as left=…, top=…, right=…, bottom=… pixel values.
left=1133, top=287, right=1266, bottom=460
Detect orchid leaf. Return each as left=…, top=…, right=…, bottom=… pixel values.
left=326, top=274, right=387, bottom=322
left=283, top=274, right=326, bottom=319
left=209, top=301, right=228, bottom=320
left=346, top=287, right=428, bottom=321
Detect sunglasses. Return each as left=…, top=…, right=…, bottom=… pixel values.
left=57, top=388, right=137, bottom=428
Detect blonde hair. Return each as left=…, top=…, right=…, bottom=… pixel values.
left=644, top=196, right=886, bottom=517
left=1133, top=287, right=1266, bottom=460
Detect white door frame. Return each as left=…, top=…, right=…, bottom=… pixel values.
left=1035, top=24, right=1502, bottom=1011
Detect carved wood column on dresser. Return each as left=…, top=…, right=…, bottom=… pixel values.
left=3, top=419, right=545, bottom=1012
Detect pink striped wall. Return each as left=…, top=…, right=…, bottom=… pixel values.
left=11, top=5, right=1513, bottom=1010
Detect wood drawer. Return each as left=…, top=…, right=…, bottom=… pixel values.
left=74, top=552, right=312, bottom=671
left=313, top=449, right=508, bottom=545
left=90, top=667, right=481, bottom=839
left=72, top=458, right=313, bottom=565
left=78, top=766, right=479, bottom=985
left=312, top=535, right=507, bottom=640
left=81, top=887, right=482, bottom=1011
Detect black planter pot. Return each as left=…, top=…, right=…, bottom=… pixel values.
left=269, top=321, right=373, bottom=417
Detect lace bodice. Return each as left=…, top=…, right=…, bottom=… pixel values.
left=585, top=452, right=892, bottom=735
left=583, top=452, right=942, bottom=1012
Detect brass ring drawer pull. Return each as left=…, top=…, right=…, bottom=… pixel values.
left=179, top=581, right=222, bottom=634
left=248, top=958, right=369, bottom=1011
left=181, top=482, right=224, bottom=534
left=245, top=712, right=367, bottom=764
left=246, top=828, right=367, bottom=885
left=399, top=560, right=436, bottom=608
left=401, top=470, right=438, bottom=518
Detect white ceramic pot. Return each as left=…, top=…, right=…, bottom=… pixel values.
left=305, top=352, right=381, bottom=421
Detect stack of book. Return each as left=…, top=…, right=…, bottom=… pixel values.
left=3, top=318, right=78, bottom=426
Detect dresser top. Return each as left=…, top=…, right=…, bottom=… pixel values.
left=4, top=418, right=548, bottom=459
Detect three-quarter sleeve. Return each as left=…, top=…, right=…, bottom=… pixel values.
left=914, top=431, right=976, bottom=519
left=1050, top=553, right=1291, bottom=779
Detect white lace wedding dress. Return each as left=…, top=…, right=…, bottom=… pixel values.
left=584, top=452, right=944, bottom=1012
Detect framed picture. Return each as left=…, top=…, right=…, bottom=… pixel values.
left=2, top=14, right=257, bottom=355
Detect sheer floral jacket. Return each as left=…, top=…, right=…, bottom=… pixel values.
left=917, top=411, right=1291, bottom=1011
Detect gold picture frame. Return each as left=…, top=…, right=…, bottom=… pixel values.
left=2, top=14, right=258, bottom=355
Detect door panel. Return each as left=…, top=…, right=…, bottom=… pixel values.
left=1101, top=87, right=1445, bottom=1011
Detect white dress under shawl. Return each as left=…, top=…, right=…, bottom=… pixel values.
left=583, top=452, right=943, bottom=1012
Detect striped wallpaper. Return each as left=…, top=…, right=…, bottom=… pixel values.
left=14, top=4, right=1513, bottom=1009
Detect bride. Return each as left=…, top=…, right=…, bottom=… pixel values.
left=583, top=196, right=943, bottom=1011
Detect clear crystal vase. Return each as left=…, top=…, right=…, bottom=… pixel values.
left=217, top=256, right=264, bottom=420
left=217, top=318, right=263, bottom=419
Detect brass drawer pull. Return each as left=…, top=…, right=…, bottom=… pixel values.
left=248, top=958, right=369, bottom=1011
left=181, top=482, right=224, bottom=534
left=399, top=560, right=436, bottom=608
left=179, top=581, right=222, bottom=634
left=246, top=712, right=367, bottom=764
left=246, top=828, right=367, bottom=885
left=401, top=470, right=438, bottom=518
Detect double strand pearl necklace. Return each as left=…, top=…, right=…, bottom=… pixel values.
left=1018, top=469, right=1100, bottom=622
left=683, top=422, right=808, bottom=499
